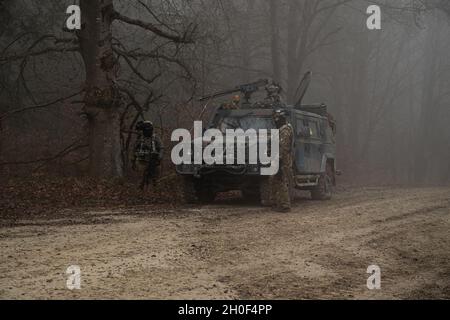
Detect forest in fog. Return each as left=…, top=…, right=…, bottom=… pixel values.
left=1, top=0, right=449, bottom=186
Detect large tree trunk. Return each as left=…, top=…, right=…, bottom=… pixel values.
left=78, top=0, right=123, bottom=178
left=414, top=16, right=440, bottom=184
left=286, top=0, right=308, bottom=104
left=269, top=0, right=281, bottom=82
left=240, top=0, right=256, bottom=82
left=347, top=31, right=370, bottom=171
left=286, top=0, right=300, bottom=104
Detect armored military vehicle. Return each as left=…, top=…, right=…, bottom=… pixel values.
left=176, top=72, right=338, bottom=203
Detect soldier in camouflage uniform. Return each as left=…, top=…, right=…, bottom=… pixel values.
left=262, top=110, right=294, bottom=212
left=132, top=121, right=164, bottom=190
left=264, top=82, right=283, bottom=107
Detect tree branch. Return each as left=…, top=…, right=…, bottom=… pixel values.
left=112, top=10, right=195, bottom=44
left=114, top=48, right=193, bottom=79
left=0, top=35, right=78, bottom=63
left=0, top=139, right=88, bottom=167
left=0, top=90, right=84, bottom=121
left=113, top=47, right=162, bottom=85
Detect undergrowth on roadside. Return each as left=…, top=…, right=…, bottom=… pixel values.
left=0, top=174, right=184, bottom=218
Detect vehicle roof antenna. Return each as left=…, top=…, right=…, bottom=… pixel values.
left=294, top=71, right=312, bottom=108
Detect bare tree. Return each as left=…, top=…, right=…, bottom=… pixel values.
left=1, top=0, right=195, bottom=178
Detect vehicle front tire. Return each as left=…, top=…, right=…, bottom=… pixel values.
left=311, top=164, right=333, bottom=201
left=181, top=176, right=197, bottom=204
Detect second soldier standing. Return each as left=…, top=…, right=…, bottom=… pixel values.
left=133, top=121, right=164, bottom=190
left=270, top=110, right=294, bottom=212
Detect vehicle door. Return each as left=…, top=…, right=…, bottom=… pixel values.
left=294, top=116, right=322, bottom=173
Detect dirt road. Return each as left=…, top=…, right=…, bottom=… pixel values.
left=1, top=187, right=449, bottom=299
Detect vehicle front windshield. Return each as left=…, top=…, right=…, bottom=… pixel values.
left=216, top=116, right=275, bottom=133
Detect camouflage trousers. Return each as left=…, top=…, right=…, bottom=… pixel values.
left=137, top=161, right=161, bottom=189
left=260, top=160, right=294, bottom=211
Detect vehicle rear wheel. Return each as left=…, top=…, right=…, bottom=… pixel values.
left=195, top=187, right=216, bottom=203
left=242, top=188, right=261, bottom=202
left=311, top=164, right=333, bottom=201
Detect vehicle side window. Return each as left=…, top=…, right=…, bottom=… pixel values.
left=308, top=120, right=322, bottom=139
left=296, top=119, right=304, bottom=136
left=296, top=118, right=320, bottom=138
left=318, top=121, right=325, bottom=138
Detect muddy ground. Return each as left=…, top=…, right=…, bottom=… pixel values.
left=0, top=186, right=449, bottom=299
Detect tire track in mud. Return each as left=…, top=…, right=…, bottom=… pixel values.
left=175, top=188, right=450, bottom=299
left=0, top=187, right=449, bottom=299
